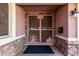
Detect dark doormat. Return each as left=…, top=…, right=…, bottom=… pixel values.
left=23, top=45, right=54, bottom=54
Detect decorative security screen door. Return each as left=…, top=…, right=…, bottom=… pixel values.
left=26, top=14, right=54, bottom=45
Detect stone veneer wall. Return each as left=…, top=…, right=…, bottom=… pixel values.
left=0, top=37, right=25, bottom=56
left=55, top=37, right=68, bottom=56
left=68, top=41, right=79, bottom=56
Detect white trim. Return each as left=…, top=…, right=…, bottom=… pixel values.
left=68, top=38, right=77, bottom=41
left=0, top=35, right=25, bottom=46
left=0, top=37, right=13, bottom=46
left=55, top=35, right=77, bottom=41
left=0, top=35, right=10, bottom=39
left=55, top=35, right=67, bottom=40
left=11, top=3, right=16, bottom=37
left=16, top=35, right=25, bottom=39
left=8, top=3, right=12, bottom=36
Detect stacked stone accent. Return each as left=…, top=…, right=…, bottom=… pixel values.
left=55, top=37, right=79, bottom=56
left=0, top=37, right=25, bottom=56
left=55, top=37, right=68, bottom=56
left=68, top=41, right=79, bottom=56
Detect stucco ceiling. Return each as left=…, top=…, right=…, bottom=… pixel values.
left=17, top=3, right=66, bottom=12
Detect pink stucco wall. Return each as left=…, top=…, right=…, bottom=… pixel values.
left=16, top=6, right=25, bottom=36
left=15, top=4, right=77, bottom=38
left=56, top=4, right=68, bottom=37
left=68, top=3, right=77, bottom=38
left=56, top=4, right=77, bottom=38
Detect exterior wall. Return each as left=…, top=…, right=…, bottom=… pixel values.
left=55, top=4, right=68, bottom=37
left=55, top=3, right=77, bottom=38
left=16, top=6, right=25, bottom=36
left=0, top=37, right=25, bottom=56
left=68, top=3, right=77, bottom=38
left=0, top=5, right=26, bottom=56
left=55, top=3, right=78, bottom=56
left=55, top=4, right=68, bottom=56
left=67, top=3, right=78, bottom=56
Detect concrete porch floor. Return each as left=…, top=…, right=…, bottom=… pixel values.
left=16, top=45, right=64, bottom=56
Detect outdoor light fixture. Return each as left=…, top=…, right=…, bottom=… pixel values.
left=71, top=8, right=79, bottom=17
